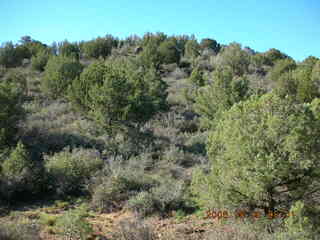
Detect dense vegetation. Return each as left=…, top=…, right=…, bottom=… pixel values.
left=1, top=33, right=320, bottom=239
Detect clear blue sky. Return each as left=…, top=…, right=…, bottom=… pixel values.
left=1, top=0, right=319, bottom=61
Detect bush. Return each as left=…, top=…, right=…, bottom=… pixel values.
left=0, top=42, right=27, bottom=68
left=41, top=56, right=83, bottom=99
left=158, top=39, right=180, bottom=64
left=44, top=147, right=103, bottom=196
left=90, top=171, right=156, bottom=213
left=188, top=67, right=205, bottom=87
left=0, top=221, right=40, bottom=240
left=55, top=205, right=93, bottom=240
left=127, top=191, right=155, bottom=217
left=151, top=179, right=185, bottom=214
left=31, top=49, right=50, bottom=71
left=58, top=40, right=80, bottom=59
left=192, top=93, right=320, bottom=214
left=276, top=201, right=317, bottom=240
left=162, top=146, right=197, bottom=167
left=69, top=58, right=168, bottom=132
left=110, top=218, right=156, bottom=240
left=215, top=42, right=250, bottom=76
left=82, top=36, right=118, bottom=59
left=0, top=78, right=25, bottom=148
left=194, top=68, right=250, bottom=129
left=0, top=142, right=42, bottom=201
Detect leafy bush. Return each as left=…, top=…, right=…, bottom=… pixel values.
left=151, top=179, right=185, bottom=213
left=44, top=147, right=103, bottom=196
left=267, top=58, right=296, bottom=83
left=81, top=36, right=117, bottom=59
left=58, top=40, right=80, bottom=59
left=0, top=220, right=40, bottom=240
left=55, top=205, right=93, bottom=240
left=200, top=38, right=221, bottom=54
left=162, top=146, right=197, bottom=167
left=158, top=39, right=180, bottom=64
left=184, top=39, right=200, bottom=59
left=276, top=201, right=317, bottom=240
left=194, top=68, right=250, bottom=129
left=215, top=42, right=250, bottom=76
left=192, top=93, right=320, bottom=214
left=31, top=49, right=50, bottom=71
left=69, top=58, right=168, bottom=132
left=110, top=218, right=156, bottom=240
left=41, top=56, right=83, bottom=98
left=0, top=78, right=25, bottom=148
left=188, top=67, right=205, bottom=87
left=0, top=142, right=42, bottom=201
left=90, top=171, right=156, bottom=213
left=127, top=191, right=155, bottom=217
left=0, top=42, right=28, bottom=68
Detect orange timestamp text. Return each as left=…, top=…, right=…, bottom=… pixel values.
left=205, top=209, right=295, bottom=220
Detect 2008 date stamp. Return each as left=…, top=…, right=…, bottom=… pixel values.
left=205, top=209, right=295, bottom=220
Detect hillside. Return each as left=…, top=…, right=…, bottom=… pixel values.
left=0, top=33, right=320, bottom=239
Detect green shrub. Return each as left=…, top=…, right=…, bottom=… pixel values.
left=90, top=172, right=155, bottom=213
left=158, top=39, right=180, bottom=64
left=276, top=201, right=316, bottom=240
left=0, top=221, right=40, bottom=240
left=216, top=42, right=250, bottom=76
left=192, top=93, right=320, bottom=214
left=31, top=49, right=50, bottom=71
left=194, top=68, right=250, bottom=129
left=81, top=36, right=118, bottom=59
left=58, top=40, right=80, bottom=59
left=151, top=179, right=185, bottom=214
left=0, top=79, right=25, bottom=148
left=110, top=218, right=156, bottom=240
left=69, top=58, right=168, bottom=133
left=39, top=213, right=58, bottom=227
left=2, top=142, right=32, bottom=177
left=41, top=56, right=83, bottom=99
left=0, top=142, right=42, bottom=201
left=0, top=42, right=27, bottom=68
left=127, top=191, right=155, bottom=217
left=44, top=147, right=103, bottom=196
left=188, top=67, right=205, bottom=87
left=56, top=206, right=93, bottom=240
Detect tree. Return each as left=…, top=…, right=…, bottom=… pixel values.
left=273, top=60, right=320, bottom=103
left=185, top=39, right=200, bottom=59
left=68, top=58, right=168, bottom=133
left=0, top=79, right=25, bottom=148
left=268, top=58, right=296, bottom=83
left=81, top=35, right=118, bottom=59
left=41, top=56, right=83, bottom=99
left=31, top=48, right=51, bottom=71
left=263, top=48, right=289, bottom=66
left=192, top=93, right=320, bottom=214
left=0, top=141, right=41, bottom=201
left=2, top=142, right=32, bottom=178
left=58, top=40, right=80, bottom=59
left=0, top=42, right=26, bottom=68
left=294, top=64, right=319, bottom=103
left=200, top=38, right=220, bottom=54
left=44, top=147, right=103, bottom=196
left=194, top=68, right=250, bottom=129
left=138, top=40, right=163, bottom=71
left=311, top=60, right=320, bottom=91
left=301, top=56, right=319, bottom=68
left=158, top=39, right=180, bottom=64
left=188, top=67, right=205, bottom=87
left=217, top=42, right=250, bottom=76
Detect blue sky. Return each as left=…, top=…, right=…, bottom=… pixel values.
left=1, top=0, right=319, bottom=61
